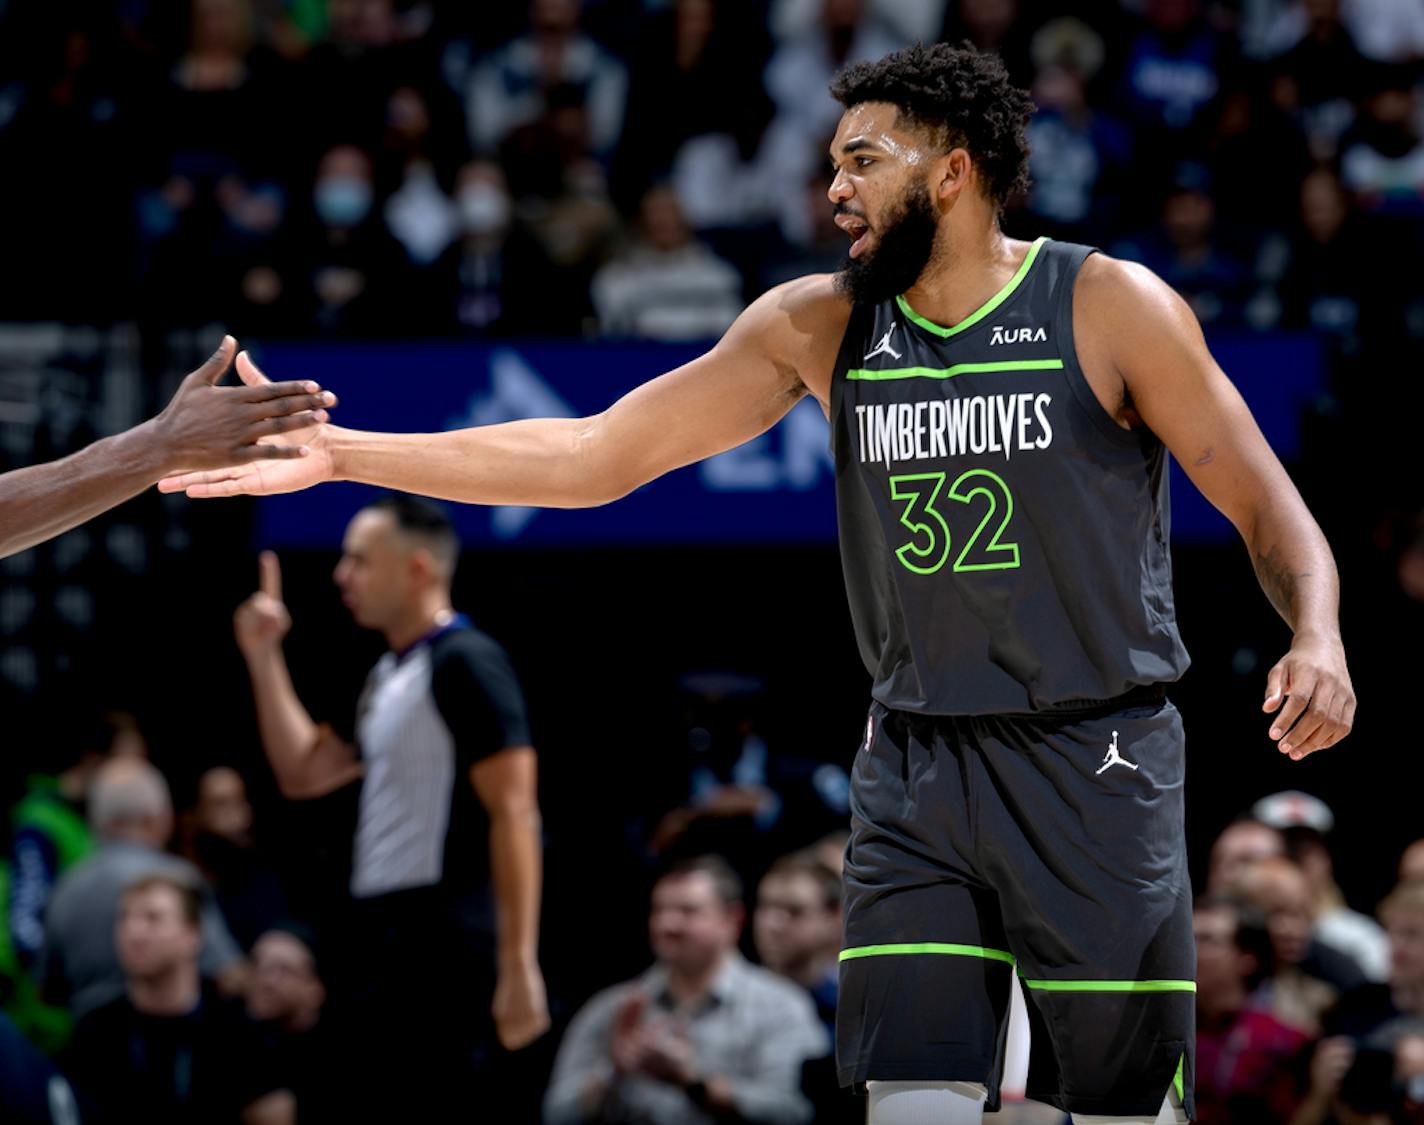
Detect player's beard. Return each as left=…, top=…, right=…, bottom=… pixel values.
left=834, top=176, right=940, bottom=306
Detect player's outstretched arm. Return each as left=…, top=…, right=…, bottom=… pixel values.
left=1080, top=256, right=1355, bottom=761
left=158, top=277, right=847, bottom=505
left=0, top=337, right=335, bottom=559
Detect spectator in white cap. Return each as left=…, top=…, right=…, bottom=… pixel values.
left=1253, top=791, right=1391, bottom=981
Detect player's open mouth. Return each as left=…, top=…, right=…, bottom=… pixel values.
left=836, top=213, right=872, bottom=258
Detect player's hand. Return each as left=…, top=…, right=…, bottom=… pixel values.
left=1263, top=633, right=1355, bottom=760
left=158, top=351, right=337, bottom=498
left=153, top=337, right=335, bottom=476
left=491, top=959, right=550, bottom=1051
left=234, top=551, right=292, bottom=660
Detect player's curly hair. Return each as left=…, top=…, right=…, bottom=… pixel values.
left=829, top=42, right=1034, bottom=209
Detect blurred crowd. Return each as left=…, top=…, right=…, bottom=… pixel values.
left=1, top=0, right=1423, bottom=353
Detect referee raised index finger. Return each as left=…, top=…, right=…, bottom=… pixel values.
left=259, top=550, right=282, bottom=600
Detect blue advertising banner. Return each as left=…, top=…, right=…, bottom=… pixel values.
left=254, top=334, right=1324, bottom=549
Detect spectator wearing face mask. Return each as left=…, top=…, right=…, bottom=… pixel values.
left=287, top=143, right=411, bottom=335
left=433, top=160, right=554, bottom=335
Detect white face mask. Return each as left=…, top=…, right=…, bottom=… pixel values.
left=459, top=184, right=511, bottom=235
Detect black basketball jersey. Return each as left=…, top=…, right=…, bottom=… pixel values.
left=829, top=237, right=1190, bottom=715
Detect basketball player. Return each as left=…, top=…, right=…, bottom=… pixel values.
left=161, top=44, right=1355, bottom=1123
left=0, top=336, right=334, bottom=559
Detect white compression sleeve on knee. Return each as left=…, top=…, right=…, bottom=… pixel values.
left=1071, top=1091, right=1189, bottom=1125
left=867, top=1081, right=988, bottom=1125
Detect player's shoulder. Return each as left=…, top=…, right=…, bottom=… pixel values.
left=1076, top=250, right=1198, bottom=341
left=1077, top=252, right=1183, bottom=318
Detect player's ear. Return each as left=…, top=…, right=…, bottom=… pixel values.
left=935, top=148, right=973, bottom=203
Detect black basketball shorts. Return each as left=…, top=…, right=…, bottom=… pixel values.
left=836, top=689, right=1195, bottom=1119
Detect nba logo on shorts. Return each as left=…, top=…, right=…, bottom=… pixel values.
left=865, top=715, right=874, bottom=749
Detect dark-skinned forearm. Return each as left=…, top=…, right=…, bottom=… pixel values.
left=0, top=422, right=167, bottom=559
left=1247, top=505, right=1341, bottom=639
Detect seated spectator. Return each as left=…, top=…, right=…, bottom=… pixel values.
left=434, top=159, right=555, bottom=334
left=753, top=851, right=841, bottom=1035
left=1341, top=65, right=1424, bottom=217
left=1023, top=19, right=1134, bottom=243
left=499, top=84, right=621, bottom=333
left=246, top=924, right=352, bottom=1122
left=288, top=143, right=411, bottom=335
left=7, top=711, right=145, bottom=974
left=379, top=85, right=463, bottom=269
left=39, top=759, right=242, bottom=1020
left=181, top=766, right=287, bottom=951
left=544, top=856, right=827, bottom=1124
left=63, top=875, right=292, bottom=1124
left=1254, top=790, right=1391, bottom=980
left=1232, top=855, right=1367, bottom=1033
left=1207, top=818, right=1286, bottom=893
left=1271, top=0, right=1372, bottom=155
left=1327, top=879, right=1424, bottom=1040
left=1193, top=894, right=1310, bottom=1124
left=591, top=186, right=743, bottom=341
left=1271, top=166, right=1374, bottom=352
left=753, top=850, right=858, bottom=1124
left=465, top=0, right=627, bottom=159
left=1116, top=0, right=1236, bottom=171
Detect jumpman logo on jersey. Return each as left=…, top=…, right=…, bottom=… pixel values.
left=1095, top=730, right=1139, bottom=775
left=864, top=324, right=902, bottom=362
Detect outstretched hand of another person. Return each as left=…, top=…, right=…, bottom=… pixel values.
left=157, top=338, right=335, bottom=475
left=1263, top=633, right=1355, bottom=760
left=159, top=351, right=338, bottom=497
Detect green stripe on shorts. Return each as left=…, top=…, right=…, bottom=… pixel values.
left=839, top=942, right=1016, bottom=965
left=1019, top=978, right=1196, bottom=993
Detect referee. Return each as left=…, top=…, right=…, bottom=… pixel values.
left=233, top=494, right=548, bottom=1114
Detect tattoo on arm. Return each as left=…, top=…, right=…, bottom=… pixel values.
left=1253, top=542, right=1313, bottom=626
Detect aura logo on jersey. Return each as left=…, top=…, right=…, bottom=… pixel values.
left=989, top=325, right=1048, bottom=345
left=854, top=393, right=1054, bottom=471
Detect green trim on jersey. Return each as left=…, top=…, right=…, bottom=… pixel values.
left=1174, top=1053, right=1186, bottom=1102
left=845, top=359, right=1064, bottom=382
left=1019, top=979, right=1197, bottom=993
left=839, top=942, right=1016, bottom=965
left=895, top=236, right=1048, bottom=338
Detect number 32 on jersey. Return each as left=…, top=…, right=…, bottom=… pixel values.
left=888, top=469, right=1021, bottom=575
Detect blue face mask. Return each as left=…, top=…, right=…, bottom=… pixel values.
left=314, top=176, right=373, bottom=227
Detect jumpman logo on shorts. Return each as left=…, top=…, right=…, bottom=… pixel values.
left=864, top=324, right=902, bottom=362
left=1095, top=730, right=1139, bottom=775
